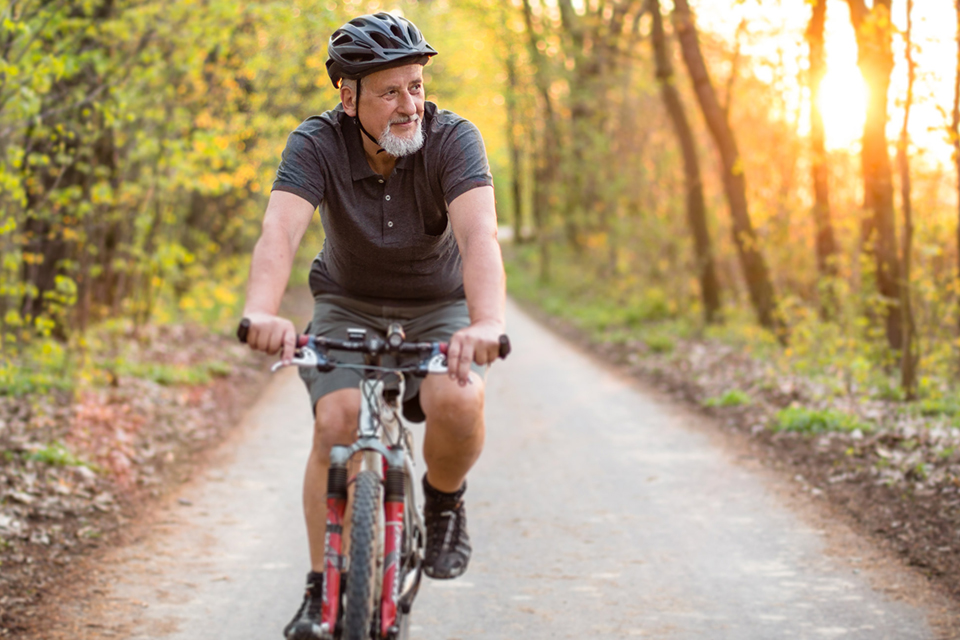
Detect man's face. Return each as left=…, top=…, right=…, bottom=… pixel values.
left=348, top=64, right=426, bottom=157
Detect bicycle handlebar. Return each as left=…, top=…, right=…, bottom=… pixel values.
left=236, top=318, right=511, bottom=360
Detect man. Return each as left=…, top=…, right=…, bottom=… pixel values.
left=239, top=12, right=506, bottom=640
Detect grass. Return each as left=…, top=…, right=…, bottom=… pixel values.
left=113, top=360, right=231, bottom=386
left=25, top=441, right=95, bottom=469
left=916, top=397, right=960, bottom=417
left=705, top=389, right=752, bottom=408
left=772, top=406, right=872, bottom=435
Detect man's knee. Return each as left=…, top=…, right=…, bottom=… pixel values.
left=422, top=375, right=485, bottom=431
left=313, top=389, right=360, bottom=454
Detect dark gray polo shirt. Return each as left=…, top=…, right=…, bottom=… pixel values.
left=272, top=102, right=493, bottom=305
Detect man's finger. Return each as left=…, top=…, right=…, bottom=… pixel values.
left=475, top=341, right=496, bottom=366
left=281, top=327, right=296, bottom=363
left=457, top=341, right=475, bottom=384
left=447, top=341, right=462, bottom=380
left=268, top=324, right=285, bottom=355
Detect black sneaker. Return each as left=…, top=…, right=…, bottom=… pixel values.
left=284, top=571, right=324, bottom=639
left=422, top=476, right=472, bottom=579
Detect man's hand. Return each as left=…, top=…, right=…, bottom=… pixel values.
left=446, top=319, right=506, bottom=385
left=241, top=311, right=299, bottom=364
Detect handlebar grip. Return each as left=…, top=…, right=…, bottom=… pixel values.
left=438, top=336, right=510, bottom=359
left=498, top=334, right=511, bottom=359
left=237, top=318, right=250, bottom=344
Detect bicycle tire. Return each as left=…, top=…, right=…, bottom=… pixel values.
left=344, top=470, right=381, bottom=640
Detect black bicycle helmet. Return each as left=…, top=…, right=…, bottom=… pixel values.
left=326, top=13, right=437, bottom=89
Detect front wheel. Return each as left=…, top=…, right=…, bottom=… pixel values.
left=344, top=470, right=381, bottom=640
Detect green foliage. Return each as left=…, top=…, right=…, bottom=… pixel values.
left=26, top=442, right=91, bottom=469
left=0, top=339, right=75, bottom=396
left=772, top=407, right=871, bottom=435
left=643, top=332, right=676, bottom=354
left=916, top=397, right=960, bottom=417
left=705, top=389, right=751, bottom=408
left=505, top=243, right=686, bottom=340
left=112, top=362, right=217, bottom=386
left=0, top=0, right=344, bottom=350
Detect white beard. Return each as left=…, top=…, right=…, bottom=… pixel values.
left=378, top=115, right=424, bottom=157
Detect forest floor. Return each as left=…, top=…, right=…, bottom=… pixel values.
left=3, top=290, right=960, bottom=635
left=0, top=289, right=313, bottom=637
left=0, top=324, right=269, bottom=637
left=515, top=299, right=960, bottom=609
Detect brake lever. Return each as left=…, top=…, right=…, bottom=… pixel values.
left=271, top=342, right=322, bottom=372
left=426, top=352, right=448, bottom=374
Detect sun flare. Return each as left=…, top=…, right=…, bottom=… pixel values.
left=818, top=68, right=867, bottom=152
left=693, top=0, right=958, bottom=163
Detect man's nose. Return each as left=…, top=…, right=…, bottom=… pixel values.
left=397, top=90, right=416, bottom=115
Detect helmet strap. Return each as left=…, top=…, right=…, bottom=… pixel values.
left=354, top=79, right=387, bottom=155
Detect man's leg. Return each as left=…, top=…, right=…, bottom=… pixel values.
left=419, top=372, right=486, bottom=491
left=304, top=388, right=361, bottom=571
left=417, top=371, right=485, bottom=579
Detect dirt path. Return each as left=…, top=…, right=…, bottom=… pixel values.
left=46, top=299, right=958, bottom=639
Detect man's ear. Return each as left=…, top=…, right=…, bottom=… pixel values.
left=341, top=83, right=357, bottom=117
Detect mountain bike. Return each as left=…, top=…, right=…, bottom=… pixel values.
left=238, top=319, right=509, bottom=640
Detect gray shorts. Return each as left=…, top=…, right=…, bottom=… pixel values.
left=299, top=294, right=485, bottom=416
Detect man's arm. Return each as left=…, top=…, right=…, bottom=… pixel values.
left=242, top=191, right=316, bottom=362
left=447, top=185, right=506, bottom=384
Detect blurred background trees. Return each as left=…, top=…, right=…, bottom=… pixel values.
left=4, top=0, right=960, bottom=402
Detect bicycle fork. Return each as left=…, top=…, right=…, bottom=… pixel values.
left=381, top=464, right=405, bottom=638
left=322, top=461, right=348, bottom=637
left=322, top=441, right=407, bottom=639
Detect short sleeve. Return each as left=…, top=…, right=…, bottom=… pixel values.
left=438, top=120, right=493, bottom=205
left=272, top=129, right=324, bottom=208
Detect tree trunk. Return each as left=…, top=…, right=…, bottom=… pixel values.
left=805, top=0, right=840, bottom=319
left=898, top=0, right=918, bottom=399
left=521, top=0, right=558, bottom=282
left=672, top=0, right=784, bottom=340
left=650, top=0, right=721, bottom=325
left=845, top=0, right=902, bottom=351
left=504, top=53, right=524, bottom=243
left=954, top=0, right=960, bottom=338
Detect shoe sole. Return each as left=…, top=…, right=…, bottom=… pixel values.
left=423, top=561, right=469, bottom=580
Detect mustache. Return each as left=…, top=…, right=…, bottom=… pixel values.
left=390, top=115, right=420, bottom=125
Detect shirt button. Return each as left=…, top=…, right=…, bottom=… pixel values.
left=387, top=221, right=394, bottom=228
left=385, top=195, right=391, bottom=201
left=378, top=179, right=384, bottom=184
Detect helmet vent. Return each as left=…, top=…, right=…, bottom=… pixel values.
left=370, top=32, right=394, bottom=49
left=345, top=52, right=376, bottom=63
left=332, top=33, right=353, bottom=46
